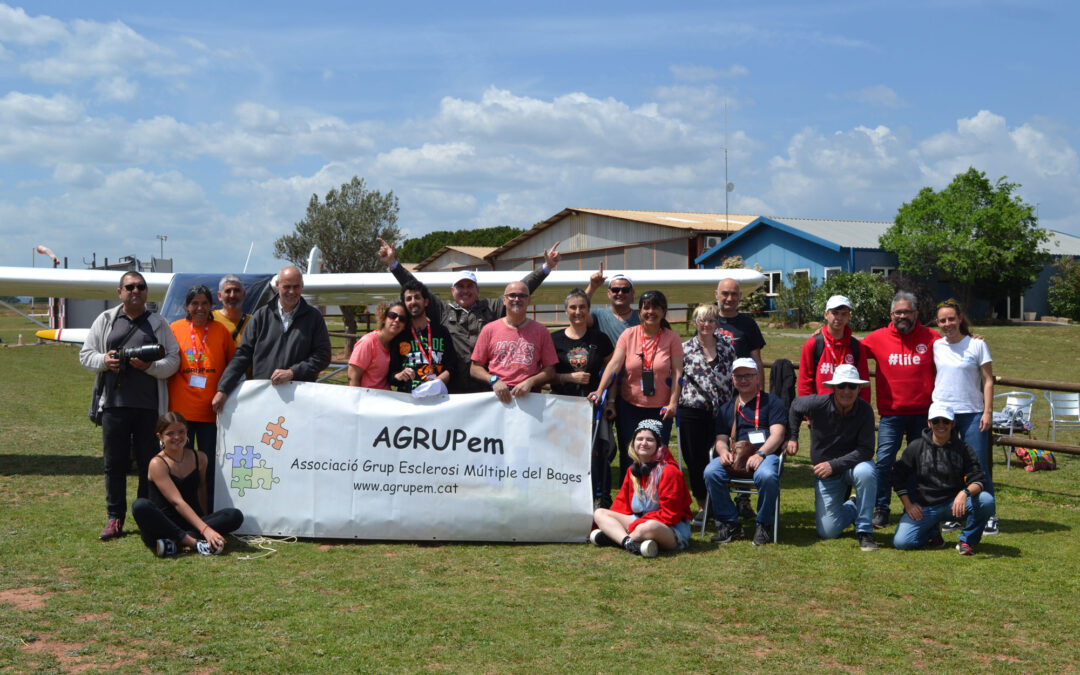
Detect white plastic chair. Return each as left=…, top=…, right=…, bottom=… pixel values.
left=992, top=391, right=1035, bottom=469
left=1043, top=391, right=1080, bottom=442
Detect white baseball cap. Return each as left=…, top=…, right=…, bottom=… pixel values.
left=452, top=270, right=478, bottom=287
left=607, top=273, right=633, bottom=288
left=826, top=295, right=852, bottom=311
left=732, top=357, right=758, bottom=372
left=928, top=402, right=955, bottom=421
left=823, top=364, right=869, bottom=388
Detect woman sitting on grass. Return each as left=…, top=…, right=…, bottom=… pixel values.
left=590, top=419, right=693, bottom=557
left=131, top=412, right=243, bottom=557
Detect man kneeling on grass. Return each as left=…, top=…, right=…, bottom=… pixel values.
left=786, top=364, right=879, bottom=551
left=891, top=402, right=996, bottom=555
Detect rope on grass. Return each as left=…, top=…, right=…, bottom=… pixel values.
left=234, top=534, right=297, bottom=560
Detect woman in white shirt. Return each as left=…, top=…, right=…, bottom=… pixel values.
left=932, top=299, right=997, bottom=534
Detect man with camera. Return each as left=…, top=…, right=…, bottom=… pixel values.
left=80, top=270, right=180, bottom=541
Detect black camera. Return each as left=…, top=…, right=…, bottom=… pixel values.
left=116, top=344, right=165, bottom=370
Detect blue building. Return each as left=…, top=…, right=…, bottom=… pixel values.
left=695, top=215, right=1080, bottom=320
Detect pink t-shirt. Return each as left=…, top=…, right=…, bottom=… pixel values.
left=617, top=326, right=683, bottom=408
left=348, top=331, right=391, bottom=390
left=471, top=318, right=558, bottom=388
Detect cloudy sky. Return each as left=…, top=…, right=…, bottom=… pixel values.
left=0, top=1, right=1077, bottom=272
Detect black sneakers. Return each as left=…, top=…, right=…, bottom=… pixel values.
left=858, top=532, right=878, bottom=551
left=752, top=524, right=771, bottom=546
left=872, top=510, right=889, bottom=529
left=710, top=521, right=743, bottom=544
left=590, top=529, right=617, bottom=548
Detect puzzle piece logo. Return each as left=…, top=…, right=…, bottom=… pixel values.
left=225, top=445, right=261, bottom=468
left=261, top=416, right=289, bottom=450
left=230, top=466, right=254, bottom=497
left=250, top=459, right=281, bottom=490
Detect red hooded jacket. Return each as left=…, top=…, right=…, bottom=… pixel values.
left=611, top=446, right=693, bottom=532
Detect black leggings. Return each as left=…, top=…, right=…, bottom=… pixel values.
left=677, top=406, right=715, bottom=506
left=184, top=421, right=217, bottom=510
left=131, top=498, right=243, bottom=550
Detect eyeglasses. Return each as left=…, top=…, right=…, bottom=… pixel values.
left=891, top=309, right=915, bottom=316
left=609, top=286, right=632, bottom=295
left=733, top=373, right=756, bottom=381
left=385, top=311, right=404, bottom=321
left=930, top=418, right=953, bottom=426
left=696, top=317, right=717, bottom=324
left=834, top=383, right=860, bottom=391
left=123, top=283, right=147, bottom=291
left=504, top=293, right=529, bottom=300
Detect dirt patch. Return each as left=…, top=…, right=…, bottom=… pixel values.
left=0, top=586, right=53, bottom=610
left=21, top=633, right=149, bottom=673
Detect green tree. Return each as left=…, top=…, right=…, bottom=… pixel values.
left=397, top=225, right=524, bottom=263
left=880, top=167, right=1051, bottom=316
left=274, top=176, right=401, bottom=351
left=1048, top=257, right=1080, bottom=321
left=812, top=272, right=894, bottom=331
left=776, top=273, right=818, bottom=327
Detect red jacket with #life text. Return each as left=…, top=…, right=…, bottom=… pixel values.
left=611, top=446, right=693, bottom=532
left=796, top=326, right=871, bottom=403
left=861, top=321, right=942, bottom=416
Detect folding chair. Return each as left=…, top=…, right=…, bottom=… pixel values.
left=1044, top=390, right=1080, bottom=442
left=699, top=449, right=784, bottom=543
left=992, top=391, right=1035, bottom=469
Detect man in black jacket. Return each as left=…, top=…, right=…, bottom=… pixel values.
left=212, top=266, right=332, bottom=412
left=786, top=364, right=878, bottom=551
left=891, top=402, right=995, bottom=555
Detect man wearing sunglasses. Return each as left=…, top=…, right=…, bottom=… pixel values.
left=377, top=238, right=561, bottom=394
left=891, top=403, right=994, bottom=555
left=470, top=282, right=557, bottom=404
left=786, top=364, right=879, bottom=551
left=80, top=271, right=181, bottom=541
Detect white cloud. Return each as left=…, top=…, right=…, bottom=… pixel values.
left=0, top=91, right=83, bottom=124
left=95, top=75, right=137, bottom=102
left=0, top=4, right=67, bottom=45
left=20, top=17, right=175, bottom=83
left=53, top=162, right=104, bottom=188
left=669, top=64, right=748, bottom=82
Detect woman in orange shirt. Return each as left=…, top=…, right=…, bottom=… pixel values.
left=168, top=285, right=236, bottom=508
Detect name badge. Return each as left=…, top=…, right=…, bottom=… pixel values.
left=189, top=374, right=208, bottom=389
left=747, top=430, right=766, bottom=445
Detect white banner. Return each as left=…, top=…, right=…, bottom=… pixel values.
left=215, top=380, right=593, bottom=542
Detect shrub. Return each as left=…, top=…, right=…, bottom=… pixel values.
left=1048, top=257, right=1080, bottom=321
left=776, top=273, right=818, bottom=326
left=812, top=272, right=895, bottom=331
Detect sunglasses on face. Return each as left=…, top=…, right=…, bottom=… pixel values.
left=504, top=293, right=529, bottom=300
left=609, top=286, right=632, bottom=295
left=930, top=418, right=953, bottom=426
left=385, top=311, right=405, bottom=321
left=834, top=383, right=860, bottom=391
left=123, top=283, right=147, bottom=291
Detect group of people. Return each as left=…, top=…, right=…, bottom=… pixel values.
left=591, top=287, right=999, bottom=558
left=81, top=266, right=332, bottom=557
left=79, top=255, right=1000, bottom=561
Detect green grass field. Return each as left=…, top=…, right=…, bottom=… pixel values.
left=2, top=312, right=1079, bottom=673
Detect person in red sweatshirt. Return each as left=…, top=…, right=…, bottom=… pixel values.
left=797, top=295, right=871, bottom=403
left=589, top=419, right=693, bottom=558
left=860, top=291, right=942, bottom=529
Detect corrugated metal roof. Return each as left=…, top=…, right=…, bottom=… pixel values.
left=571, top=208, right=756, bottom=231
left=769, top=217, right=892, bottom=248
left=1044, top=230, right=1080, bottom=256
left=413, top=245, right=496, bottom=271
left=488, top=207, right=755, bottom=258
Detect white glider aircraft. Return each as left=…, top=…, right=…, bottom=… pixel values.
left=0, top=263, right=765, bottom=345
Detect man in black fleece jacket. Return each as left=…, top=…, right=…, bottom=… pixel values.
left=891, top=402, right=995, bottom=555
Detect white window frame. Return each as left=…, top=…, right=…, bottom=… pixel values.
left=764, top=270, right=782, bottom=295
left=870, top=266, right=896, bottom=277
left=792, top=268, right=810, bottom=283
left=824, top=266, right=841, bottom=280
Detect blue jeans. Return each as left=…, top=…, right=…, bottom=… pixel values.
left=875, top=414, right=927, bottom=512
left=815, top=461, right=877, bottom=538
left=704, top=453, right=780, bottom=526
left=954, top=411, right=995, bottom=501
left=893, top=492, right=996, bottom=550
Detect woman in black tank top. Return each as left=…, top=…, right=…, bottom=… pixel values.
left=131, top=412, right=243, bottom=557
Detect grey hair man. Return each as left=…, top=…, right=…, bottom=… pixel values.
left=213, top=274, right=251, bottom=345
